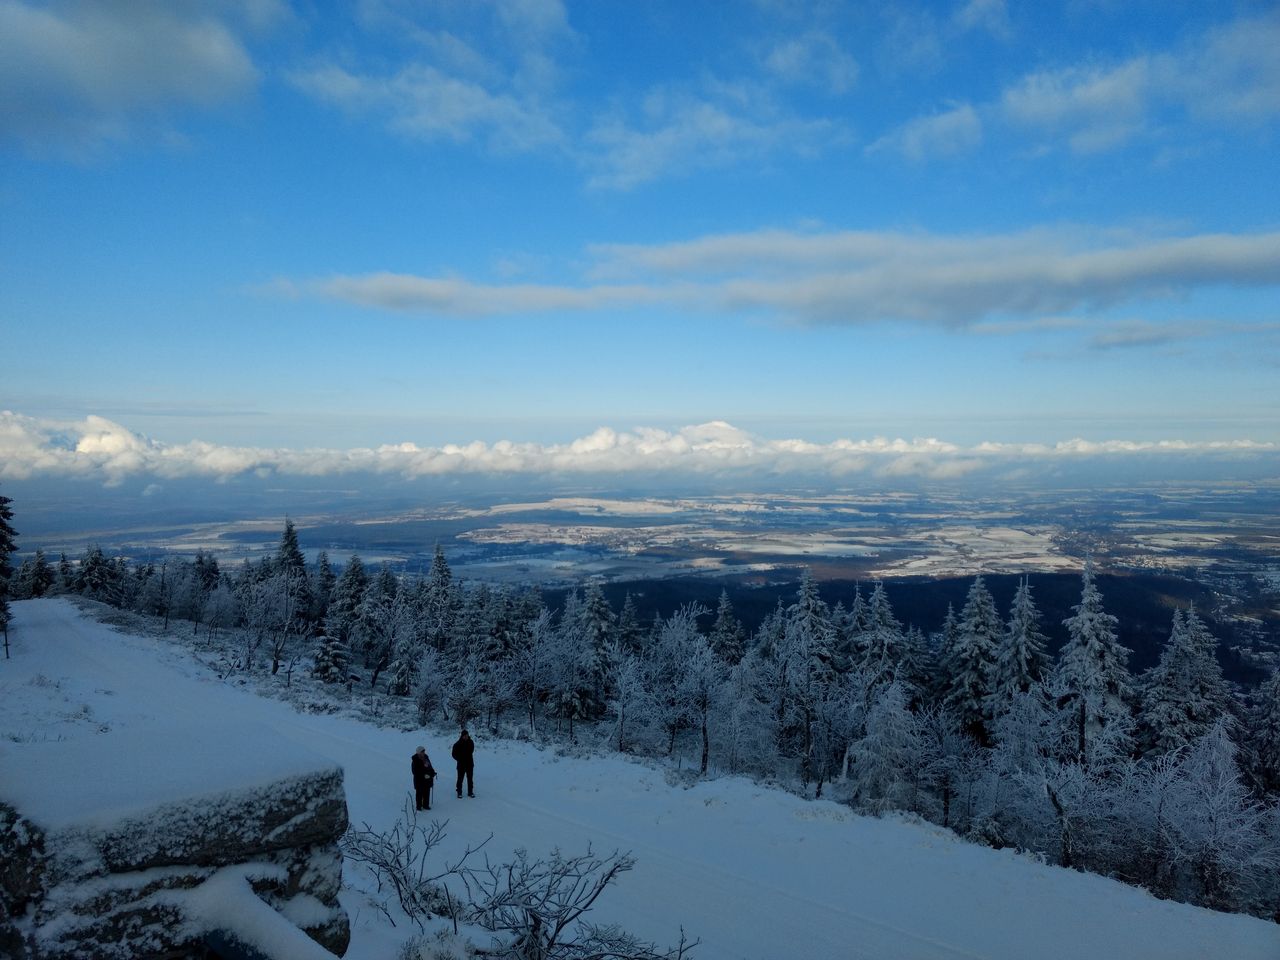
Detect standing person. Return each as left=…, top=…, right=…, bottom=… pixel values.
left=452, top=729, right=475, bottom=798
left=411, top=746, right=436, bottom=811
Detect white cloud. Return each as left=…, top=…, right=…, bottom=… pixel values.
left=1002, top=58, right=1151, bottom=153
left=302, top=272, right=676, bottom=315
left=953, top=0, right=1011, bottom=39
left=1086, top=319, right=1280, bottom=352
left=866, top=102, right=982, bottom=161
left=0, top=0, right=263, bottom=151
left=287, top=226, right=1280, bottom=327
left=997, top=11, right=1280, bottom=155
left=291, top=3, right=854, bottom=189
left=287, top=63, right=564, bottom=153
left=290, top=0, right=574, bottom=155
left=2, top=411, right=1274, bottom=487
left=1172, top=12, right=1280, bottom=123
left=584, top=86, right=841, bottom=190
left=764, top=31, right=858, bottom=94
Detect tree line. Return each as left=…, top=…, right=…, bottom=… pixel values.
left=6, top=517, right=1280, bottom=921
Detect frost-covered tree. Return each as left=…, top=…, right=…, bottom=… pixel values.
left=916, top=707, right=980, bottom=830
left=275, top=519, right=313, bottom=621
left=193, top=550, right=220, bottom=593
left=313, top=633, right=351, bottom=684
left=580, top=580, right=616, bottom=714
left=783, top=570, right=838, bottom=785
left=509, top=608, right=555, bottom=735
left=646, top=604, right=705, bottom=754
left=715, top=649, right=778, bottom=775
left=616, top=592, right=645, bottom=654
left=851, top=682, right=923, bottom=813
left=988, top=576, right=1050, bottom=717
left=545, top=591, right=596, bottom=740
left=325, top=554, right=367, bottom=644
left=78, top=545, right=123, bottom=605
left=709, top=589, right=745, bottom=664
left=388, top=599, right=428, bottom=698
left=1169, top=723, right=1273, bottom=911
left=1246, top=669, right=1280, bottom=796
left=608, top=650, right=650, bottom=753
left=813, top=666, right=870, bottom=793
left=352, top=568, right=417, bottom=688
left=990, top=688, right=1054, bottom=773
left=1053, top=562, right=1132, bottom=762
left=183, top=567, right=212, bottom=634
left=859, top=581, right=904, bottom=685
left=1140, top=606, right=1232, bottom=756
left=846, top=584, right=870, bottom=651
left=54, top=552, right=72, bottom=594
left=422, top=544, right=455, bottom=650
left=313, top=549, right=336, bottom=622
left=239, top=569, right=290, bottom=671
left=268, top=564, right=310, bottom=674
left=945, top=576, right=1002, bottom=742
left=680, top=629, right=724, bottom=775
left=897, top=625, right=937, bottom=708
left=0, top=486, right=15, bottom=652
left=202, top=582, right=239, bottom=641
left=11, top=548, right=54, bottom=602
left=412, top=647, right=448, bottom=724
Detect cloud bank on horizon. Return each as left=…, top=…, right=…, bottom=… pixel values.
left=2, top=411, right=1275, bottom=489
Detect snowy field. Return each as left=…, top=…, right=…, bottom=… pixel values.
left=3, top=599, right=1279, bottom=960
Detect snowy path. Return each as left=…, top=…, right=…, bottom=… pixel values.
left=4, top=599, right=1279, bottom=960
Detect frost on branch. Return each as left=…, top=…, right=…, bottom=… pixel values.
left=343, top=806, right=696, bottom=960
left=461, top=845, right=697, bottom=960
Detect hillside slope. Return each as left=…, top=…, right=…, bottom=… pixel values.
left=3, top=599, right=1277, bottom=960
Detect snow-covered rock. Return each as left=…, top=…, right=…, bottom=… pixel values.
left=0, top=722, right=349, bottom=959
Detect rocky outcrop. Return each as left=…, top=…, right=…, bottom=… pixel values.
left=0, top=726, right=350, bottom=959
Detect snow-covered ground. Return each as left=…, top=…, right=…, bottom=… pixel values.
left=3, top=598, right=1278, bottom=960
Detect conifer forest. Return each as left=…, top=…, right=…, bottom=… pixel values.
left=6, top=513, right=1279, bottom=923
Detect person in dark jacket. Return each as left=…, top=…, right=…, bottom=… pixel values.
left=411, top=746, right=436, bottom=810
left=451, top=729, right=475, bottom=798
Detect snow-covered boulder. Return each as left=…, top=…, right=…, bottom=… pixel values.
left=0, top=721, right=350, bottom=959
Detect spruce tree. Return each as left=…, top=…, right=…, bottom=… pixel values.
left=325, top=554, right=367, bottom=643
left=30, top=549, right=54, bottom=598
left=1247, top=668, right=1280, bottom=795
left=1053, top=561, right=1132, bottom=762
left=710, top=589, right=745, bottom=664
left=616, top=592, right=644, bottom=653
left=580, top=581, right=616, bottom=714
left=1140, top=606, right=1231, bottom=756
left=56, top=552, right=72, bottom=593
left=277, top=518, right=307, bottom=575
left=861, top=581, right=905, bottom=684
left=898, top=625, right=938, bottom=708
left=313, top=550, right=336, bottom=622
left=786, top=570, right=838, bottom=784
left=424, top=544, right=455, bottom=649
left=851, top=682, right=920, bottom=813
left=989, top=576, right=1049, bottom=716
left=0, top=487, right=16, bottom=653
left=313, top=633, right=351, bottom=684
left=944, top=575, right=1001, bottom=742
left=846, top=584, right=870, bottom=659
left=275, top=519, right=313, bottom=624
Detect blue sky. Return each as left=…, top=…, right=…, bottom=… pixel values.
left=1, top=0, right=1278, bottom=489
